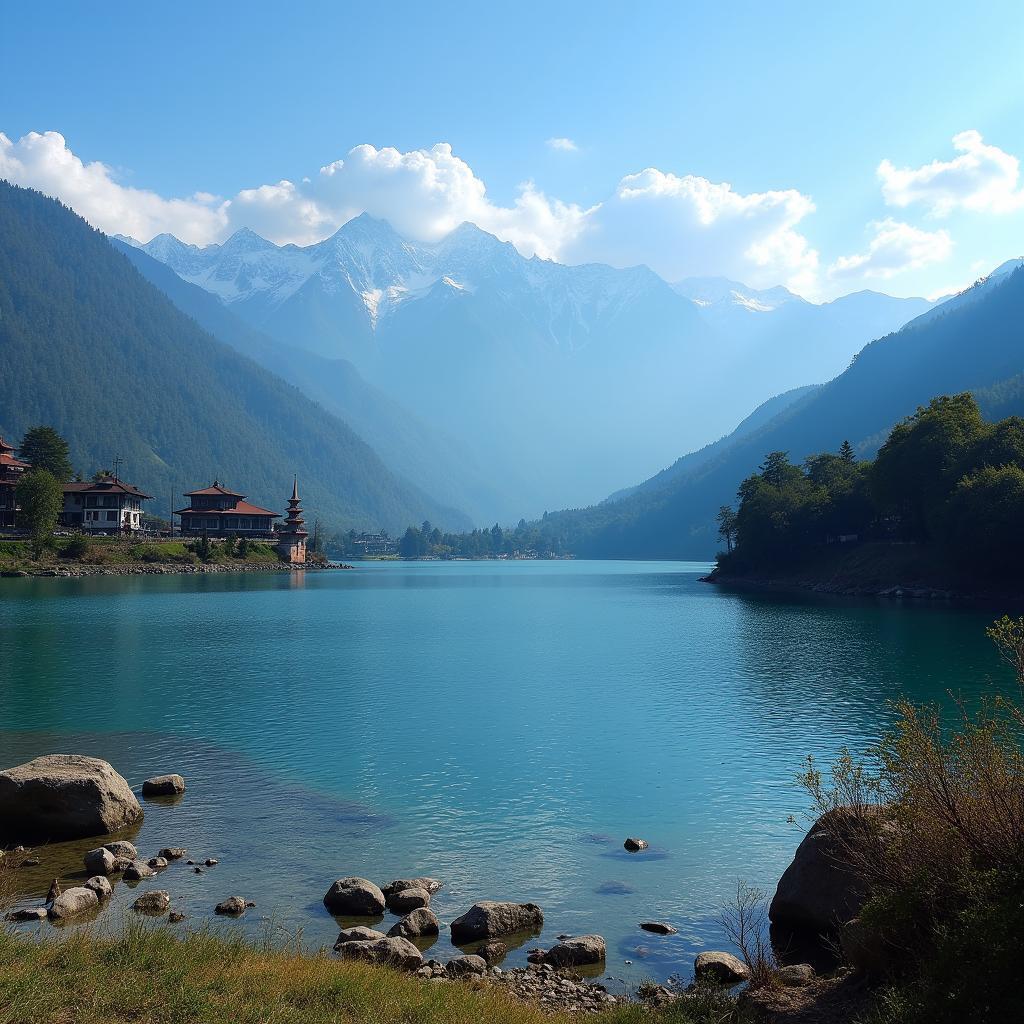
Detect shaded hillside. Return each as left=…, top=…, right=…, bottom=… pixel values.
left=546, top=268, right=1024, bottom=559
left=111, top=237, right=509, bottom=524
left=0, top=182, right=468, bottom=533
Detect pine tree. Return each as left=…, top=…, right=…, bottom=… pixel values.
left=839, top=439, right=856, bottom=464
left=19, top=426, right=73, bottom=481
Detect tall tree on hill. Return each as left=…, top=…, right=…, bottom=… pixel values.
left=16, top=469, right=63, bottom=557
left=19, top=426, right=73, bottom=482
left=839, top=439, right=856, bottom=464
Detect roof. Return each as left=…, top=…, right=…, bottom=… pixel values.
left=183, top=481, right=245, bottom=498
left=0, top=453, right=30, bottom=470
left=176, top=500, right=278, bottom=517
left=63, top=479, right=153, bottom=499
left=0, top=436, right=16, bottom=455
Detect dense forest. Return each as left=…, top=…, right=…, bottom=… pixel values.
left=716, top=393, right=1024, bottom=580
left=0, top=181, right=467, bottom=533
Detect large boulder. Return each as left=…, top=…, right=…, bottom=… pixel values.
left=323, top=877, right=386, bottom=916
left=335, top=936, right=423, bottom=971
left=450, top=901, right=544, bottom=944
left=142, top=774, right=186, bottom=797
left=386, top=886, right=430, bottom=913
left=0, top=755, right=142, bottom=843
left=48, top=886, right=99, bottom=921
left=769, top=808, right=877, bottom=935
left=388, top=907, right=440, bottom=939
left=541, top=934, right=607, bottom=968
left=694, top=951, right=750, bottom=984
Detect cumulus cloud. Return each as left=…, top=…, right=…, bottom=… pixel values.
left=564, top=169, right=819, bottom=293
left=0, top=131, right=228, bottom=243
left=878, top=131, right=1024, bottom=216
left=829, top=218, right=953, bottom=280
left=546, top=137, right=578, bottom=152
left=0, top=129, right=821, bottom=291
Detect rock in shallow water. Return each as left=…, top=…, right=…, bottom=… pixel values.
left=334, top=926, right=387, bottom=946
left=133, top=891, right=171, bottom=915
left=215, top=896, right=247, bottom=916
left=639, top=921, right=677, bottom=935
left=386, top=886, right=430, bottom=913
left=142, top=774, right=186, bottom=797
left=539, top=935, right=607, bottom=968
left=7, top=907, right=48, bottom=921
left=381, top=877, right=443, bottom=898
left=84, top=875, right=113, bottom=900
left=124, top=859, right=155, bottom=881
left=84, top=847, right=117, bottom=875
left=104, top=841, right=138, bottom=860
left=623, top=837, right=648, bottom=852
left=48, top=886, right=99, bottom=920
left=388, top=907, right=439, bottom=939
left=323, top=877, right=386, bottom=916
left=0, top=755, right=142, bottom=843
left=450, top=901, right=544, bottom=943
left=694, top=951, right=750, bottom=984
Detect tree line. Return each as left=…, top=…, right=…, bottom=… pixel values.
left=716, top=393, right=1024, bottom=579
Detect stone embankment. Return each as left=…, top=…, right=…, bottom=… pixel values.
left=1, top=562, right=352, bottom=578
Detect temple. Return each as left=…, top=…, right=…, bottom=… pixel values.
left=276, top=478, right=309, bottom=564
left=176, top=481, right=278, bottom=538
left=0, top=436, right=30, bottom=529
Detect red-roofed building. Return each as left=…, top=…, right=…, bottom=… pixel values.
left=175, top=480, right=278, bottom=538
left=62, top=476, right=153, bottom=533
left=0, top=436, right=31, bottom=529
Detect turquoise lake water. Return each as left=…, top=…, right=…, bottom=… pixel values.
left=0, top=560, right=1009, bottom=984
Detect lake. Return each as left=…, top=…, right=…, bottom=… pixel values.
left=0, top=560, right=1008, bottom=984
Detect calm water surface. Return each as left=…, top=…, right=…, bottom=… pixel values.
left=0, top=560, right=1008, bottom=983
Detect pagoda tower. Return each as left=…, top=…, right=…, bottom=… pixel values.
left=277, top=478, right=309, bottom=565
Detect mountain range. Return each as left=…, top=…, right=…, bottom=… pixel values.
left=130, top=217, right=934, bottom=517
left=0, top=182, right=469, bottom=533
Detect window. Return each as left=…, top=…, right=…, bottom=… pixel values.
left=106, top=511, right=117, bottom=521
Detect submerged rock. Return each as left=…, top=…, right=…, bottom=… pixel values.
left=540, top=934, right=607, bottom=968
left=387, top=907, right=439, bottom=939
left=694, top=951, right=750, bottom=984
left=0, top=755, right=142, bottom=843
left=7, top=906, right=48, bottom=921
left=639, top=921, right=677, bottom=935
left=335, top=936, right=423, bottom=971
left=142, top=774, right=186, bottom=797
left=159, top=847, right=187, bottom=860
left=323, top=877, right=386, bottom=916
left=450, top=901, right=544, bottom=943
left=133, top=890, right=171, bottom=915
left=214, top=896, right=247, bottom=916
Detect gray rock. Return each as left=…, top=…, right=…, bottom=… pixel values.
left=386, top=886, right=430, bottom=913
left=769, top=807, right=877, bottom=934
left=387, top=907, right=440, bottom=939
left=694, top=951, right=750, bottom=984
left=147, top=857, right=169, bottom=870
left=133, top=890, right=171, bottom=915
left=84, top=847, right=117, bottom=875
left=6, top=906, right=48, bottom=921
left=777, top=963, right=815, bottom=986
left=334, top=926, right=387, bottom=947
left=381, top=877, right=443, bottom=898
left=204, top=858, right=218, bottom=867
left=323, top=877, right=386, bottom=916
left=541, top=934, right=607, bottom=968
left=214, top=896, right=247, bottom=915
left=478, top=940, right=508, bottom=964
left=450, top=901, right=544, bottom=943
left=446, top=954, right=488, bottom=977
left=168, top=910, right=186, bottom=923
left=623, top=837, right=648, bottom=851
left=124, top=859, right=156, bottom=881
left=48, top=886, right=99, bottom=920
left=0, top=755, right=143, bottom=843
left=84, top=875, right=113, bottom=900
left=335, top=936, right=423, bottom=971
left=639, top=921, right=677, bottom=935
left=104, top=841, right=138, bottom=859
left=159, top=847, right=186, bottom=860
left=142, top=774, right=186, bottom=797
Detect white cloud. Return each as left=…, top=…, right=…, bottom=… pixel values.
left=546, top=137, right=578, bottom=152
left=829, top=218, right=953, bottom=281
left=878, top=131, right=1024, bottom=216
left=0, top=129, right=821, bottom=292
left=0, top=131, right=228, bottom=243
left=563, top=169, right=819, bottom=294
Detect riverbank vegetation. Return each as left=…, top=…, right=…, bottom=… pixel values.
left=714, top=393, right=1024, bottom=588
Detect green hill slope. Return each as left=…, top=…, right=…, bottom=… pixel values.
left=0, top=181, right=469, bottom=533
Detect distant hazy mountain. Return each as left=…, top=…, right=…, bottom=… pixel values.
left=137, top=217, right=934, bottom=516
left=545, top=264, right=1024, bottom=558
left=0, top=182, right=468, bottom=533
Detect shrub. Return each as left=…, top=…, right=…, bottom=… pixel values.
left=61, top=535, right=91, bottom=559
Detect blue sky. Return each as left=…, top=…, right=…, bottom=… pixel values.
left=3, top=0, right=1024, bottom=299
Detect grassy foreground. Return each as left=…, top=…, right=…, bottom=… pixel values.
left=0, top=924, right=723, bottom=1024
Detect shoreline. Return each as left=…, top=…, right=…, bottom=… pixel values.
left=0, top=561, right=352, bottom=578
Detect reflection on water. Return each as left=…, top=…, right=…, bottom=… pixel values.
left=0, top=560, right=1010, bottom=982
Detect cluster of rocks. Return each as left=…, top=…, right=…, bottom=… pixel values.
left=2, top=563, right=352, bottom=579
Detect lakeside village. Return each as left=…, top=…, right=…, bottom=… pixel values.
left=0, top=429, right=318, bottom=571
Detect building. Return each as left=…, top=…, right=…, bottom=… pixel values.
left=276, top=479, right=309, bottom=564
left=176, top=481, right=278, bottom=538
left=0, top=436, right=30, bottom=529
left=348, top=532, right=396, bottom=556
left=62, top=477, right=153, bottom=533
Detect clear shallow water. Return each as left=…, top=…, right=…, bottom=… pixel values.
left=0, top=560, right=1008, bottom=983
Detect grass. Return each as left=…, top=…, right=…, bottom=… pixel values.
left=0, top=922, right=741, bottom=1024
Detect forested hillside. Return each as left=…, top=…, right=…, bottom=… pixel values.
left=0, top=182, right=468, bottom=533
left=541, top=266, right=1024, bottom=559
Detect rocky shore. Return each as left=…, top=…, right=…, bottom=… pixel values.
left=0, top=561, right=353, bottom=578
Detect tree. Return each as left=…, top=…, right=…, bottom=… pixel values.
left=839, top=439, right=856, bottom=464
left=19, top=426, right=72, bottom=481
left=716, top=505, right=737, bottom=554
left=16, top=469, right=63, bottom=557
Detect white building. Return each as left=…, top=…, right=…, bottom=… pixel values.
left=62, top=477, right=152, bottom=534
